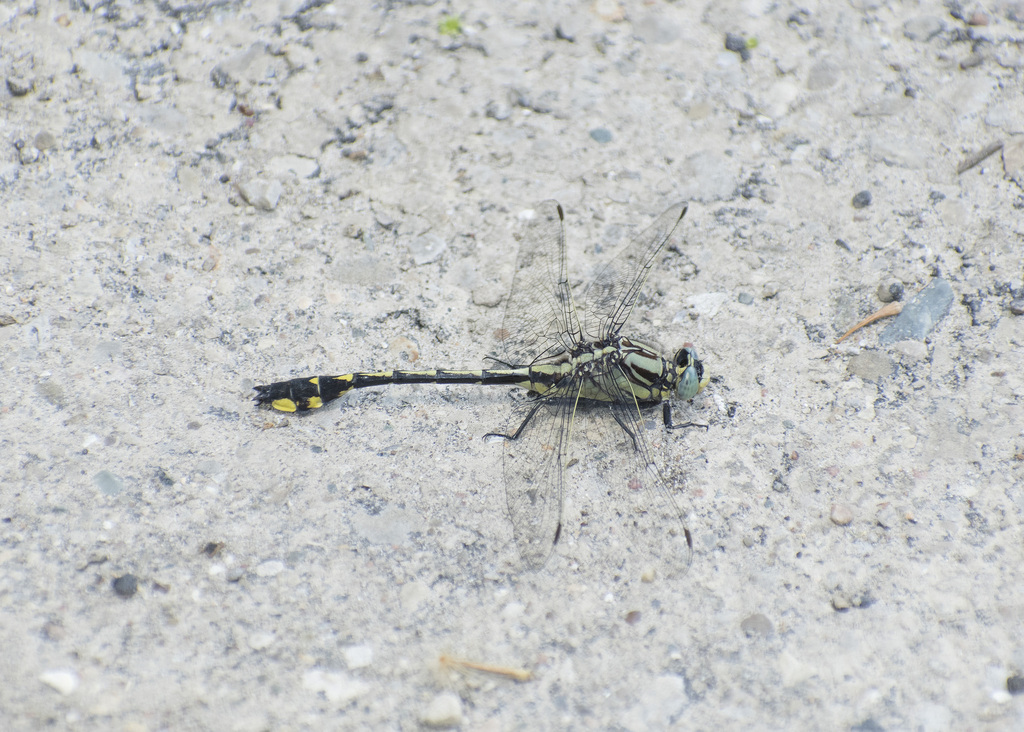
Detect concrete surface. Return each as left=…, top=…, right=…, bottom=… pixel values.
left=2, top=1, right=1024, bottom=729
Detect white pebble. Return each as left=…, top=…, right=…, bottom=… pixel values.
left=40, top=669, right=79, bottom=695
left=420, top=692, right=463, bottom=728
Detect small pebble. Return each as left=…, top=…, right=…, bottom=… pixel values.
left=830, top=504, right=854, bottom=526
left=876, top=280, right=905, bottom=303
left=740, top=613, right=773, bottom=637
left=625, top=610, right=642, bottom=625
left=409, top=234, right=447, bottom=266
left=724, top=33, right=751, bottom=61
left=41, top=620, right=65, bottom=641
left=1008, top=675, right=1024, bottom=695
left=847, top=352, right=893, bottom=382
left=94, top=469, right=124, bottom=496
left=875, top=503, right=898, bottom=529
left=34, top=130, right=57, bottom=150
left=485, top=100, right=511, bottom=120
left=18, top=145, right=40, bottom=164
left=248, top=632, right=275, bottom=650
left=6, top=75, right=34, bottom=96
left=1009, top=299, right=1024, bottom=316
left=421, top=692, right=463, bottom=728
left=929, top=190, right=946, bottom=202
left=761, top=282, right=780, bottom=299
left=589, top=128, right=612, bottom=143
left=40, top=669, right=79, bottom=695
left=256, top=560, right=285, bottom=577
left=302, top=669, right=370, bottom=704
left=737, top=291, right=754, bottom=305
left=891, top=340, right=929, bottom=361
left=237, top=179, right=283, bottom=211
left=851, top=190, right=872, bottom=209
left=343, top=644, right=374, bottom=669
left=959, top=53, right=983, bottom=70
left=112, top=574, right=138, bottom=598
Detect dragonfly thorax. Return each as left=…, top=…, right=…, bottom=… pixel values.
left=528, top=335, right=706, bottom=405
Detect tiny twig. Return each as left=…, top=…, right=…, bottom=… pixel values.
left=836, top=301, right=903, bottom=344
left=957, top=140, right=1003, bottom=174
left=439, top=654, right=533, bottom=682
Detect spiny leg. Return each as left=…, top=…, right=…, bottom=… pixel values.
left=484, top=397, right=545, bottom=442
left=610, top=406, right=641, bottom=453
left=662, top=401, right=709, bottom=432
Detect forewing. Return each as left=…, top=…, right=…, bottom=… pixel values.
left=498, top=201, right=582, bottom=366
left=583, top=202, right=688, bottom=340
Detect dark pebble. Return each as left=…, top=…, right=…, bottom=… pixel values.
left=6, top=75, right=34, bottom=96
left=877, top=280, right=905, bottom=303
left=724, top=33, right=751, bottom=61
left=1008, top=675, right=1024, bottom=695
left=112, top=574, right=139, bottom=598
left=1009, top=299, right=1024, bottom=316
left=737, top=292, right=754, bottom=305
left=589, top=128, right=612, bottom=143
left=851, top=190, right=872, bottom=208
left=355, top=52, right=369, bottom=63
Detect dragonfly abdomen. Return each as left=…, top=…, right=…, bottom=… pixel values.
left=255, top=368, right=534, bottom=413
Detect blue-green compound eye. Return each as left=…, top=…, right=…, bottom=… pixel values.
left=674, top=346, right=708, bottom=400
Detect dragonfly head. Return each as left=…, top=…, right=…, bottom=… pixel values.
left=673, top=344, right=709, bottom=400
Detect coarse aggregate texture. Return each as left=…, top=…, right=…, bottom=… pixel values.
left=2, top=1, right=1024, bottom=729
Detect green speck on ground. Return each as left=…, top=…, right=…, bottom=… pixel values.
left=438, top=15, right=463, bottom=37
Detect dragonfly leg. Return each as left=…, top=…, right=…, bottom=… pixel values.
left=610, top=408, right=640, bottom=452
left=663, top=402, right=709, bottom=432
left=484, top=398, right=545, bottom=441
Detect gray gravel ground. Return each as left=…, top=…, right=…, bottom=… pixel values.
left=2, top=1, right=1024, bottom=729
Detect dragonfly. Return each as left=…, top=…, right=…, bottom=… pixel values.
left=254, top=201, right=709, bottom=570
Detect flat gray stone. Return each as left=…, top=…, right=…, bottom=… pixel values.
left=879, top=279, right=955, bottom=344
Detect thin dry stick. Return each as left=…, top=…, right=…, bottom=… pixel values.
left=438, top=654, right=533, bottom=682
left=836, top=301, right=904, bottom=344
left=957, top=140, right=1003, bottom=174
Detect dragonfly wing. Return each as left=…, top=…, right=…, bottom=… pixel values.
left=601, top=398, right=694, bottom=575
left=583, top=202, right=688, bottom=340
left=577, top=363, right=694, bottom=576
left=500, top=391, right=576, bottom=568
left=498, top=201, right=582, bottom=366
